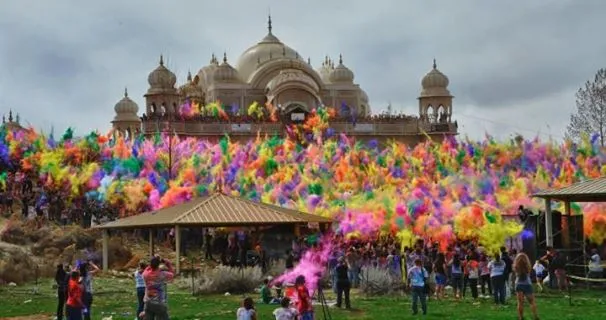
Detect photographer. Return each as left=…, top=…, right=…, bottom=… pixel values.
left=142, top=256, right=174, bottom=320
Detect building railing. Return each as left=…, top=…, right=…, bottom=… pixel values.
left=141, top=118, right=457, bottom=136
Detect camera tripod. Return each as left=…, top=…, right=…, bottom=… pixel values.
left=316, top=286, right=332, bottom=320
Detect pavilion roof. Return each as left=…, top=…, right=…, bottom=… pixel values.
left=532, top=176, right=606, bottom=202
left=96, top=193, right=332, bottom=229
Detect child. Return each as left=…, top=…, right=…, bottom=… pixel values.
left=533, top=259, right=545, bottom=292
left=260, top=279, right=280, bottom=304
left=273, top=297, right=298, bottom=320
left=407, top=258, right=428, bottom=316
left=134, top=262, right=147, bottom=319
left=237, top=297, right=257, bottom=320
left=295, top=275, right=313, bottom=320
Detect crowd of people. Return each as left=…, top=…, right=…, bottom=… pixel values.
left=0, top=170, right=119, bottom=227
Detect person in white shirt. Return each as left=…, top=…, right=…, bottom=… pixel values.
left=236, top=297, right=257, bottom=320
left=134, top=263, right=147, bottom=320
left=588, top=249, right=603, bottom=279
left=407, top=258, right=429, bottom=315
left=488, top=253, right=506, bottom=305
left=272, top=297, right=297, bottom=320
left=532, top=260, right=545, bottom=292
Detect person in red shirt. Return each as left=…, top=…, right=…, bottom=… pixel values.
left=294, top=275, right=313, bottom=320
left=66, top=270, right=83, bottom=320
left=143, top=256, right=174, bottom=319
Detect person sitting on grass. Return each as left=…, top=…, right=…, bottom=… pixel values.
left=273, top=297, right=298, bottom=320
left=514, top=253, right=539, bottom=320
left=237, top=297, right=257, bottom=320
left=260, top=278, right=280, bottom=304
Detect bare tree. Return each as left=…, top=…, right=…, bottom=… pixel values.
left=566, top=69, right=606, bottom=146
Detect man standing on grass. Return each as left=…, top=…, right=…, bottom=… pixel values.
left=407, top=258, right=429, bottom=316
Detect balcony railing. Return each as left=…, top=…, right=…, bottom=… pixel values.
left=141, top=118, right=457, bottom=136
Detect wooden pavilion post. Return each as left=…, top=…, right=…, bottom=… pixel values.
left=545, top=197, right=553, bottom=247
left=102, top=229, right=109, bottom=270
left=175, top=225, right=181, bottom=274
left=563, top=201, right=571, bottom=249
left=149, top=229, right=155, bottom=258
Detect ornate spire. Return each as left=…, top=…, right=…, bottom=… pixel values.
left=124, top=87, right=128, bottom=97
left=339, top=54, right=343, bottom=65
left=433, top=58, right=437, bottom=69
left=159, top=54, right=164, bottom=66
left=16, top=113, right=20, bottom=124
left=187, top=70, right=192, bottom=81
left=223, top=52, right=228, bottom=63
left=210, top=53, right=214, bottom=64
left=8, top=109, right=13, bottom=122
left=267, top=12, right=273, bottom=34
left=307, top=57, right=311, bottom=65
left=2, top=115, right=5, bottom=124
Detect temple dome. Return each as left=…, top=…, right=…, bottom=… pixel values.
left=420, top=59, right=451, bottom=97
left=329, top=55, right=354, bottom=83
left=214, top=53, right=240, bottom=82
left=179, top=71, right=205, bottom=99
left=114, top=88, right=140, bottom=122
left=235, top=17, right=304, bottom=82
left=148, top=55, right=177, bottom=89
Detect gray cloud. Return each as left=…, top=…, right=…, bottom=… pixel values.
left=0, top=0, right=604, bottom=140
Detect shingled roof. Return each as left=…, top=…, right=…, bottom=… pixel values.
left=532, top=176, right=606, bottom=202
left=97, top=193, right=332, bottom=229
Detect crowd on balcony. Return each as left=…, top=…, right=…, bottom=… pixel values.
left=141, top=111, right=421, bottom=125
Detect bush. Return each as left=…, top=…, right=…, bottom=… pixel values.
left=185, top=265, right=264, bottom=295
left=0, top=245, right=51, bottom=285
left=359, top=266, right=404, bottom=295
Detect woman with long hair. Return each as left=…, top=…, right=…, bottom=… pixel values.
left=433, top=253, right=447, bottom=300
left=513, top=253, right=539, bottom=320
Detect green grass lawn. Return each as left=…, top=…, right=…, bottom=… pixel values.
left=2, top=277, right=605, bottom=320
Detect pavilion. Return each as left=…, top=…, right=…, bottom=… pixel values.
left=96, top=193, right=333, bottom=273
left=532, top=176, right=606, bottom=247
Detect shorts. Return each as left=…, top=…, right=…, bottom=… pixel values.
left=435, top=273, right=447, bottom=286
left=515, top=284, right=533, bottom=296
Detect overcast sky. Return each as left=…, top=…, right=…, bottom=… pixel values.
left=1, top=0, right=605, bottom=141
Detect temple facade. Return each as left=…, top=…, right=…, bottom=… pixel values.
left=111, top=17, right=457, bottom=145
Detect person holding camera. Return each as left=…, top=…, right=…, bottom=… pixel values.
left=143, top=256, right=174, bottom=320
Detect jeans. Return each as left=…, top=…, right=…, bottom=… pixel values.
left=491, top=275, right=506, bottom=304
left=82, top=292, right=93, bottom=320
left=57, top=288, right=66, bottom=320
left=348, top=268, right=360, bottom=287
left=66, top=305, right=82, bottom=320
left=468, top=278, right=478, bottom=299
left=144, top=300, right=169, bottom=320
left=451, top=273, right=463, bottom=293
left=136, top=287, right=146, bottom=318
left=336, top=281, right=351, bottom=309
left=462, top=275, right=469, bottom=296
left=480, top=274, right=492, bottom=295
left=411, top=286, right=427, bottom=315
